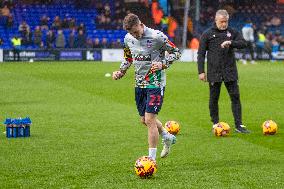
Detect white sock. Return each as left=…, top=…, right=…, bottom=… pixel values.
left=148, top=148, right=157, bottom=160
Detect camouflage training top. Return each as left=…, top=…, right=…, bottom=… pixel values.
left=120, top=26, right=181, bottom=88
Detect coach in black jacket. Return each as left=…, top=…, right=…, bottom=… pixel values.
left=197, top=9, right=250, bottom=133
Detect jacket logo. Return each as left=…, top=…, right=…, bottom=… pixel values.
left=133, top=54, right=151, bottom=61
left=146, top=40, right=152, bottom=48
left=226, top=32, right=231, bottom=38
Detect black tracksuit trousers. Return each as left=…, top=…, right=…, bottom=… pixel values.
left=209, top=81, right=242, bottom=127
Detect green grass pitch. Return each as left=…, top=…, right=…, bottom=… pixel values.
left=0, top=61, right=283, bottom=188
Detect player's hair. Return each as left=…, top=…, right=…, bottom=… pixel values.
left=215, top=9, right=229, bottom=19
left=123, top=13, right=141, bottom=31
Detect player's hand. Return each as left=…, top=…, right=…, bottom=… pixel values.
left=112, top=70, right=124, bottom=80
left=151, top=61, right=163, bottom=72
left=199, top=73, right=207, bottom=82
left=221, top=40, right=232, bottom=48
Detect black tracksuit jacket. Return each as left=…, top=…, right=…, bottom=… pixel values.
left=197, top=24, right=247, bottom=82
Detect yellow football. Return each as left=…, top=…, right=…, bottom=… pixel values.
left=213, top=122, right=230, bottom=136
left=262, top=120, right=278, bottom=135
left=134, top=156, right=157, bottom=178
left=165, top=121, right=180, bottom=135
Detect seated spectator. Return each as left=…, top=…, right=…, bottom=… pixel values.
left=68, top=30, right=76, bottom=48
left=110, top=39, right=122, bottom=48
left=40, top=15, right=49, bottom=30
left=275, top=30, right=284, bottom=47
left=33, top=26, right=42, bottom=47
left=101, top=38, right=110, bottom=48
left=77, top=22, right=86, bottom=33
left=93, top=38, right=102, bottom=48
left=19, top=21, right=30, bottom=35
left=52, top=16, right=62, bottom=30
left=103, top=3, right=111, bottom=18
left=62, top=18, right=69, bottom=29
left=39, top=41, right=45, bottom=49
left=114, top=1, right=125, bottom=20
left=19, top=21, right=32, bottom=46
left=270, top=16, right=281, bottom=27
left=75, top=29, right=86, bottom=48
left=86, top=38, right=93, bottom=48
left=69, top=18, right=76, bottom=29
left=6, top=13, right=13, bottom=28
left=1, top=5, right=10, bottom=17
left=46, top=30, right=55, bottom=49
left=56, top=30, right=66, bottom=48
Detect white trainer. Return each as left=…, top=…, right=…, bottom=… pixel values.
left=241, top=59, right=247, bottom=65
left=160, top=134, right=176, bottom=158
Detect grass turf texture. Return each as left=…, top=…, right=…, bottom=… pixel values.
left=0, top=61, right=283, bottom=188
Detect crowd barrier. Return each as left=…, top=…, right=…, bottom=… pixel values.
left=0, top=49, right=283, bottom=62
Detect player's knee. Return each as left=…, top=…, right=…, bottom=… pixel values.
left=140, top=117, right=146, bottom=125
left=144, top=117, right=155, bottom=127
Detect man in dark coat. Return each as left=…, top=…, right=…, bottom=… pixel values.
left=197, top=9, right=250, bottom=133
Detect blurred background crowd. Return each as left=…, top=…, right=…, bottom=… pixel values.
left=0, top=0, right=283, bottom=58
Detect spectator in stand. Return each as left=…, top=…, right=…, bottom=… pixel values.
left=270, top=15, right=281, bottom=27
left=110, top=39, right=122, bottom=48
left=113, top=1, right=126, bottom=29
left=52, top=16, right=62, bottom=30
left=103, top=3, right=111, bottom=18
left=46, top=30, right=55, bottom=49
left=19, top=21, right=31, bottom=46
left=68, top=30, right=75, bottom=48
left=62, top=18, right=69, bottom=29
left=95, top=1, right=104, bottom=14
left=39, top=41, right=45, bottom=49
left=33, top=26, right=43, bottom=47
left=101, top=38, right=110, bottom=48
left=6, top=13, right=13, bottom=28
left=1, top=5, right=10, bottom=17
left=93, top=38, right=101, bottom=48
left=0, top=5, right=10, bottom=27
left=275, top=30, right=284, bottom=49
left=69, top=18, right=76, bottom=29
left=75, top=29, right=86, bottom=48
left=114, top=1, right=125, bottom=19
left=56, top=30, right=66, bottom=48
left=19, top=21, right=30, bottom=34
left=77, top=22, right=86, bottom=33
left=86, top=38, right=93, bottom=48
left=40, top=15, right=49, bottom=30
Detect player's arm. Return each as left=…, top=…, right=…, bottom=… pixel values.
left=160, top=34, right=181, bottom=69
left=197, top=32, right=208, bottom=81
left=221, top=30, right=247, bottom=49
left=112, top=44, right=133, bottom=80
left=152, top=32, right=181, bottom=71
left=230, top=30, right=247, bottom=49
